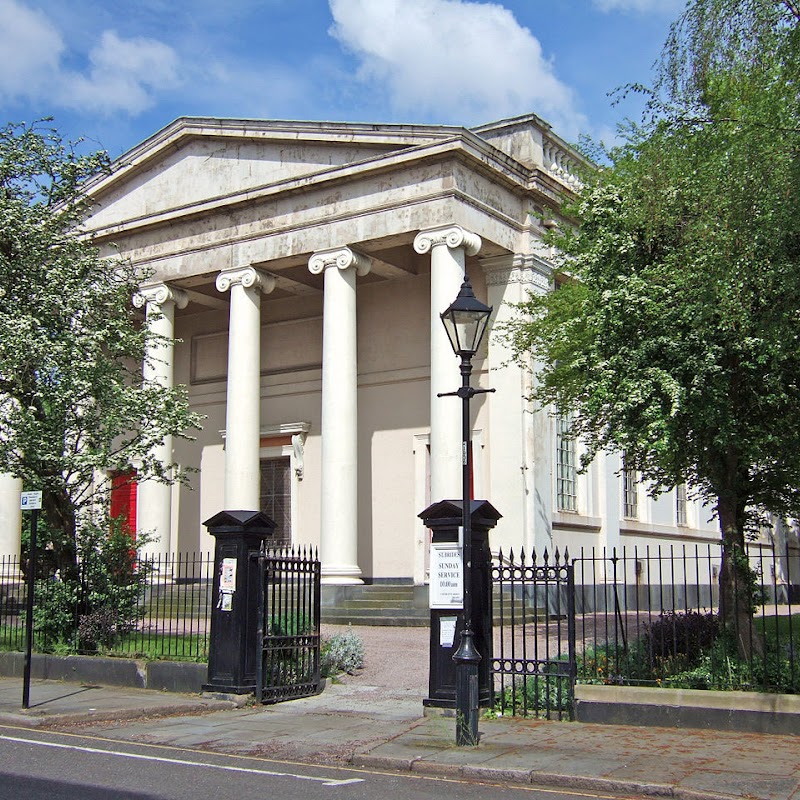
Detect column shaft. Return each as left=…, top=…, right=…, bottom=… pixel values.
left=415, top=226, right=481, bottom=503
left=309, top=247, right=370, bottom=584
left=133, top=284, right=186, bottom=557
left=482, top=256, right=552, bottom=555
left=216, top=267, right=275, bottom=511
left=0, top=473, right=22, bottom=573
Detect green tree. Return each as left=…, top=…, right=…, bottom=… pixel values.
left=0, top=120, right=201, bottom=577
left=504, top=1, right=800, bottom=657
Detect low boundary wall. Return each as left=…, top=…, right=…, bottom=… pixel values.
left=0, top=652, right=206, bottom=694
left=574, top=684, right=800, bottom=736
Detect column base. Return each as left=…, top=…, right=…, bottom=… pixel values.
left=0, top=565, right=21, bottom=581
left=321, top=564, right=363, bottom=585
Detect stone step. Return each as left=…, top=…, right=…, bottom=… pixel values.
left=323, top=605, right=425, bottom=619
left=337, top=598, right=417, bottom=610
left=321, top=583, right=429, bottom=626
left=338, top=588, right=415, bottom=600
left=321, top=612, right=429, bottom=627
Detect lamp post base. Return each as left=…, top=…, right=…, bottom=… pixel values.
left=453, top=628, right=481, bottom=746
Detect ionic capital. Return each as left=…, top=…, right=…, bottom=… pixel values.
left=215, top=266, right=276, bottom=295
left=133, top=283, right=188, bottom=310
left=308, top=247, right=372, bottom=277
left=413, top=225, right=482, bottom=257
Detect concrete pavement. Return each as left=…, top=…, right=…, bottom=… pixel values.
left=0, top=674, right=798, bottom=800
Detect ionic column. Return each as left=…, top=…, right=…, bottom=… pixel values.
left=133, top=283, right=188, bottom=557
left=308, top=247, right=371, bottom=584
left=414, top=225, right=481, bottom=502
left=216, top=266, right=275, bottom=510
left=0, top=473, right=22, bottom=574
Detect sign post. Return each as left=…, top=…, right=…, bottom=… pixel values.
left=20, top=491, right=42, bottom=709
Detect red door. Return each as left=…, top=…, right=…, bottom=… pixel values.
left=110, top=470, right=138, bottom=538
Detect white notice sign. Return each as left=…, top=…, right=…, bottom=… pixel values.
left=429, top=544, right=463, bottom=610
left=220, top=558, right=237, bottom=591
left=20, top=491, right=42, bottom=511
left=439, top=617, right=458, bottom=647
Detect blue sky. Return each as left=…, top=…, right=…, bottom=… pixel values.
left=0, top=0, right=686, bottom=159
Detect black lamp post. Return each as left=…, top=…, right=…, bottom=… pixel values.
left=438, top=276, right=493, bottom=746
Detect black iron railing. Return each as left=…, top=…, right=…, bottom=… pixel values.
left=491, top=548, right=576, bottom=719
left=491, top=542, right=799, bottom=717
left=0, top=552, right=214, bottom=660
left=572, top=543, right=799, bottom=693
left=256, top=545, right=321, bottom=703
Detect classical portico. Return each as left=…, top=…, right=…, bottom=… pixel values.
left=77, top=114, right=583, bottom=576
left=66, top=111, right=720, bottom=587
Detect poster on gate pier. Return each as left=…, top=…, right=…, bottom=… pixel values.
left=429, top=544, right=463, bottom=610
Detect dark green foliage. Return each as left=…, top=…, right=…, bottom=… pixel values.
left=502, top=2, right=800, bottom=653
left=577, top=611, right=799, bottom=693
left=494, top=663, right=572, bottom=718
left=268, top=613, right=311, bottom=637
left=642, top=611, right=720, bottom=674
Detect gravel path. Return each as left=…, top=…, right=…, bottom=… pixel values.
left=321, top=624, right=430, bottom=698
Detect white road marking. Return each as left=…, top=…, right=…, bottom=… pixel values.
left=0, top=734, right=364, bottom=787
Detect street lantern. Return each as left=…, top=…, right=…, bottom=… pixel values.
left=440, top=279, right=492, bottom=357
left=438, top=277, right=493, bottom=746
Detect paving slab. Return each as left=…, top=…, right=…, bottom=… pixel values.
left=0, top=663, right=799, bottom=800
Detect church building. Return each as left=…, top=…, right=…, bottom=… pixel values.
left=0, top=113, right=721, bottom=587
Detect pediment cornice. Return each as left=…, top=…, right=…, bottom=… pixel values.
left=84, top=117, right=472, bottom=200
left=85, top=133, right=536, bottom=241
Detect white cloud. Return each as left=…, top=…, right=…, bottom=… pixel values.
left=592, top=0, right=685, bottom=12
left=61, top=31, right=181, bottom=114
left=0, top=0, right=180, bottom=115
left=0, top=0, right=65, bottom=100
left=328, top=0, right=587, bottom=137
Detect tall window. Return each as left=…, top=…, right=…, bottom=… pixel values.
left=676, top=483, right=688, bottom=526
left=260, top=457, right=292, bottom=546
left=556, top=415, right=577, bottom=512
left=622, top=457, right=638, bottom=519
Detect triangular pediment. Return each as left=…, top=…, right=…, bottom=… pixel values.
left=85, top=118, right=461, bottom=230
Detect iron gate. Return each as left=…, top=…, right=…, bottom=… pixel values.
left=255, top=545, right=321, bottom=703
left=492, top=548, right=576, bottom=719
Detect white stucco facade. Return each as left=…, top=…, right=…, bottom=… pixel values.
left=0, top=114, right=727, bottom=581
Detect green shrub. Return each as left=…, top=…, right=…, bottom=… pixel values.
left=577, top=611, right=800, bottom=694
left=494, top=670, right=572, bottom=718
left=577, top=639, right=651, bottom=684
left=33, top=516, right=152, bottom=652
left=641, top=611, right=720, bottom=682
left=268, top=612, right=311, bottom=637
left=321, top=629, right=365, bottom=677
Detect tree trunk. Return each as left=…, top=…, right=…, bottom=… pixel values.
left=42, top=487, right=79, bottom=581
left=717, top=496, right=761, bottom=661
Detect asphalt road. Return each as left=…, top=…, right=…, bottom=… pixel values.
left=0, top=726, right=627, bottom=800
